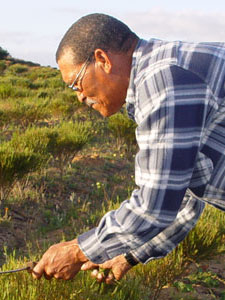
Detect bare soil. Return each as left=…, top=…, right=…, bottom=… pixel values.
left=159, top=254, right=225, bottom=300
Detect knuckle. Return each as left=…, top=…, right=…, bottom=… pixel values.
left=54, top=273, right=62, bottom=279
left=114, top=272, right=122, bottom=280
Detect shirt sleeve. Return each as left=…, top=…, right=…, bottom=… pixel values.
left=78, top=65, right=209, bottom=264
left=131, top=191, right=205, bottom=263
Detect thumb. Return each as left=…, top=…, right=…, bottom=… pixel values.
left=81, top=261, right=99, bottom=271
left=32, top=260, right=45, bottom=279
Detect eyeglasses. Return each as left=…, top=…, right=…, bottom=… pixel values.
left=68, top=57, right=90, bottom=92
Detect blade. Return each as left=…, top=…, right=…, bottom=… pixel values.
left=0, top=261, right=36, bottom=275
left=0, top=266, right=29, bottom=274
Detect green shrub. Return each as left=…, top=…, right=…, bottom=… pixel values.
left=0, top=83, right=31, bottom=99
left=0, top=84, right=13, bottom=99
left=10, top=122, right=92, bottom=178
left=10, top=127, right=51, bottom=156
left=181, top=204, right=225, bottom=259
left=28, top=67, right=59, bottom=81
left=0, top=101, right=49, bottom=127
left=51, top=121, right=92, bottom=154
left=0, top=61, right=6, bottom=74
left=36, top=88, right=55, bottom=99
left=108, top=112, right=137, bottom=150
left=47, top=121, right=93, bottom=177
left=48, top=94, right=80, bottom=119
left=0, top=47, right=9, bottom=59
left=11, top=77, right=35, bottom=89
left=0, top=138, right=49, bottom=203
left=46, top=77, right=65, bottom=89
left=7, top=63, right=28, bottom=75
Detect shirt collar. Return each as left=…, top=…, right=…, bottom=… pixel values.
left=125, top=39, right=148, bottom=120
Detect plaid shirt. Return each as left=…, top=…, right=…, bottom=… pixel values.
left=78, top=38, right=225, bottom=264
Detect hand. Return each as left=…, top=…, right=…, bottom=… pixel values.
left=81, top=255, right=132, bottom=284
left=32, top=239, right=88, bottom=280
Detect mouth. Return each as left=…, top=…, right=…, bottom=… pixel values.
left=85, top=98, right=98, bottom=108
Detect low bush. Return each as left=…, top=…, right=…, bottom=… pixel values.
left=5, top=77, right=36, bottom=89
left=0, top=140, right=49, bottom=204
left=0, top=47, right=9, bottom=59
left=28, top=67, right=59, bottom=81
left=0, top=61, right=6, bottom=74
left=0, top=84, right=13, bottom=99
left=108, top=112, right=137, bottom=151
left=0, top=83, right=31, bottom=99
left=7, top=63, right=28, bottom=75
left=9, top=122, right=92, bottom=178
left=47, top=121, right=93, bottom=177
left=0, top=101, right=49, bottom=128
left=48, top=94, right=80, bottom=119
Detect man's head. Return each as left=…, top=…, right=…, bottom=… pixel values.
left=56, top=13, right=138, bottom=117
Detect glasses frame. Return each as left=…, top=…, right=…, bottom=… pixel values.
left=68, top=57, right=91, bottom=92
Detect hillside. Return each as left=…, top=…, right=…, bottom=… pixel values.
left=0, top=52, right=224, bottom=300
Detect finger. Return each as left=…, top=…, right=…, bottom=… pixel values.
left=113, top=268, right=128, bottom=281
left=44, top=272, right=53, bottom=280
left=91, top=269, right=99, bottom=278
left=105, top=273, right=115, bottom=285
left=32, top=261, right=45, bottom=279
left=53, top=273, right=63, bottom=280
left=81, top=261, right=98, bottom=271
left=99, top=262, right=111, bottom=269
left=96, top=272, right=104, bottom=283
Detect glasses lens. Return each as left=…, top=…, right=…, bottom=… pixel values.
left=69, top=58, right=90, bottom=91
left=72, top=86, right=79, bottom=91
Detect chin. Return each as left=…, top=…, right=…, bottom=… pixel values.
left=101, top=111, right=118, bottom=118
left=95, top=108, right=116, bottom=118
left=100, top=106, right=122, bottom=117
left=93, top=102, right=122, bottom=117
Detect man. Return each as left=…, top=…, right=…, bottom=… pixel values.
left=32, top=13, right=225, bottom=284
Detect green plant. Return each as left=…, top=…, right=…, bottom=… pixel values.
left=0, top=84, right=14, bottom=99
left=7, top=63, right=28, bottom=75
left=0, top=207, right=11, bottom=228
left=181, top=204, right=225, bottom=260
left=0, top=83, right=31, bottom=99
left=0, top=101, right=49, bottom=128
left=0, top=61, right=6, bottom=74
left=10, top=127, right=51, bottom=156
left=0, top=46, right=9, bottom=59
left=0, top=130, right=50, bottom=205
left=47, top=121, right=93, bottom=178
left=48, top=93, right=80, bottom=119
left=108, top=112, right=137, bottom=152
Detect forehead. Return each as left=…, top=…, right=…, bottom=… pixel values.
left=57, top=49, right=80, bottom=83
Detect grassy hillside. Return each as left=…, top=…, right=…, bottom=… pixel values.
left=0, top=56, right=224, bottom=300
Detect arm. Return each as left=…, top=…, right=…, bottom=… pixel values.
left=82, top=192, right=205, bottom=283
left=131, top=191, right=205, bottom=263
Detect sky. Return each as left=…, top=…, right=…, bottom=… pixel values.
left=1, top=0, right=225, bottom=67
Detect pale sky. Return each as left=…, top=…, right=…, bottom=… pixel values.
left=1, top=0, right=225, bottom=67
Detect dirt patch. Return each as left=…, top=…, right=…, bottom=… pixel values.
left=72, top=153, right=104, bottom=166
left=158, top=254, right=225, bottom=300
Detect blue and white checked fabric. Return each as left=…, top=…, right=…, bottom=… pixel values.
left=78, top=38, right=225, bottom=264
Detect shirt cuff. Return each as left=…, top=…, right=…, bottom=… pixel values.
left=78, top=228, right=111, bottom=264
left=131, top=245, right=166, bottom=264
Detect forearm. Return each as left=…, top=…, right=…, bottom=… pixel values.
left=131, top=192, right=205, bottom=263
left=78, top=187, right=190, bottom=263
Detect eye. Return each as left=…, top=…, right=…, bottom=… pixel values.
left=72, top=86, right=79, bottom=91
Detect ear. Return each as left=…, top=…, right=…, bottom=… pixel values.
left=94, top=49, right=112, bottom=73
